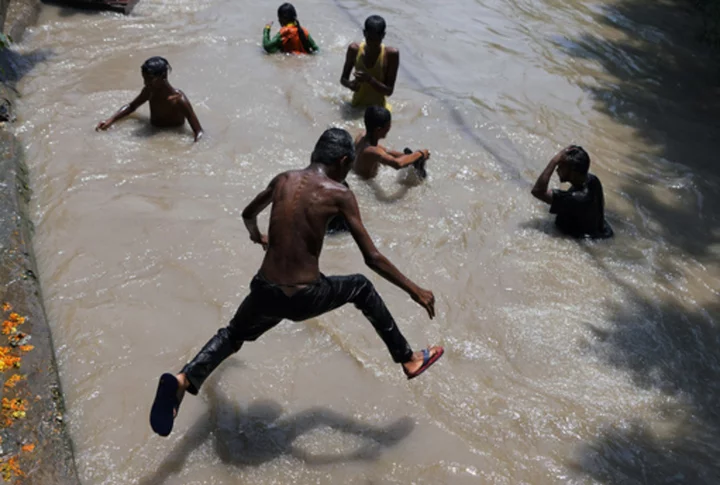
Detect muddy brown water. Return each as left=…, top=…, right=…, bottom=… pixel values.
left=11, top=0, right=720, bottom=483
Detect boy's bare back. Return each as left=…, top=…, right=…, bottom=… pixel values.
left=258, top=169, right=353, bottom=285
left=353, top=132, right=382, bottom=179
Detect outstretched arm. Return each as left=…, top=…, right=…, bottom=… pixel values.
left=367, top=146, right=428, bottom=171
left=379, top=144, right=405, bottom=157
left=242, top=175, right=280, bottom=250
left=95, top=88, right=150, bottom=131
left=179, top=92, right=204, bottom=142
left=339, top=190, right=435, bottom=318
left=340, top=43, right=361, bottom=92
left=531, top=147, right=567, bottom=204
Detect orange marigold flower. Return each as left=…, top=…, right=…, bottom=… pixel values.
left=21, top=444, right=34, bottom=453
left=1, top=303, right=10, bottom=312
left=18, top=345, right=33, bottom=353
left=8, top=313, right=20, bottom=323
left=3, top=375, right=24, bottom=389
left=1, top=321, right=15, bottom=336
left=0, top=347, right=21, bottom=372
left=0, top=456, right=24, bottom=480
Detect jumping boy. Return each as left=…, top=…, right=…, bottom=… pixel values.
left=353, top=106, right=429, bottom=180
left=340, top=15, right=399, bottom=110
left=149, top=128, right=444, bottom=437
left=95, top=57, right=204, bottom=142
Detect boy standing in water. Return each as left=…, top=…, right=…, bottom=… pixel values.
left=531, top=145, right=614, bottom=239
left=263, top=3, right=319, bottom=54
left=149, top=128, right=444, bottom=437
left=354, top=106, right=429, bottom=180
left=340, top=15, right=399, bottom=110
left=95, top=57, right=204, bottom=142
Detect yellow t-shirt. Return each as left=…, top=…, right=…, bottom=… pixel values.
left=351, top=42, right=391, bottom=111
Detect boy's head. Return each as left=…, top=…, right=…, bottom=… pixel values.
left=364, top=106, right=391, bottom=140
left=363, top=15, right=386, bottom=46
left=277, top=3, right=297, bottom=25
left=311, top=128, right=356, bottom=179
left=557, top=145, right=590, bottom=183
left=141, top=57, right=171, bottom=87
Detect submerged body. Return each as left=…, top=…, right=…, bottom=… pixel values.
left=95, top=57, right=203, bottom=142
left=353, top=106, right=429, bottom=180
left=340, top=16, right=399, bottom=110
left=531, top=145, right=613, bottom=239
left=263, top=3, right=318, bottom=54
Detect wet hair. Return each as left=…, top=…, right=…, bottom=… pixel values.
left=141, top=57, right=171, bottom=78
left=564, top=145, right=591, bottom=175
left=364, top=15, right=386, bottom=36
left=311, top=128, right=355, bottom=166
left=278, top=3, right=314, bottom=54
left=364, top=105, right=391, bottom=133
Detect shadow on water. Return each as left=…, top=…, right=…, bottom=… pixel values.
left=557, top=0, right=720, bottom=260
left=570, top=254, right=720, bottom=483
left=0, top=48, right=53, bottom=85
left=138, top=362, right=415, bottom=485
left=556, top=0, right=720, bottom=482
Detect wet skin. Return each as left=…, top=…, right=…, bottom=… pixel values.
left=95, top=73, right=204, bottom=142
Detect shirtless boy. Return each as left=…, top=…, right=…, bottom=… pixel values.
left=340, top=15, right=399, bottom=110
left=149, top=128, right=444, bottom=437
left=353, top=106, right=429, bottom=180
left=95, top=57, right=204, bottom=142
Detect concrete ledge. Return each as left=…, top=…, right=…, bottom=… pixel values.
left=0, top=0, right=80, bottom=483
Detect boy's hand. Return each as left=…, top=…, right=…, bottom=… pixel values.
left=265, top=21, right=273, bottom=29
left=419, top=149, right=430, bottom=160
left=354, top=70, right=372, bottom=83
left=252, top=234, right=269, bottom=251
left=551, top=145, right=575, bottom=164
left=411, top=287, right=436, bottom=319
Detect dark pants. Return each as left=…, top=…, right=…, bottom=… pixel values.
left=181, top=273, right=413, bottom=395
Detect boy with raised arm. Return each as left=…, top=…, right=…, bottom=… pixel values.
left=531, top=145, right=613, bottom=239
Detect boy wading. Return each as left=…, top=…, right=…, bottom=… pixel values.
left=150, top=128, right=444, bottom=437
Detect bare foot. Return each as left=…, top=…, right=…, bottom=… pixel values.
left=174, top=373, right=189, bottom=412
left=402, top=346, right=444, bottom=379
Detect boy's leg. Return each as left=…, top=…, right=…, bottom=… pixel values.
left=150, top=279, right=281, bottom=436
left=290, top=274, right=413, bottom=364
left=180, top=292, right=280, bottom=396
